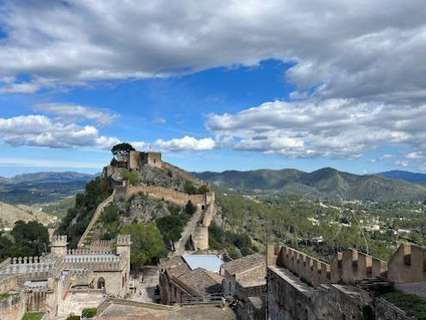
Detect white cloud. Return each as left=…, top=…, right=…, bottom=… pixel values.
left=155, top=136, right=216, bottom=152
left=0, top=0, right=424, bottom=106
left=206, top=99, right=426, bottom=158
left=395, top=160, right=409, bottom=168
left=0, top=115, right=119, bottom=149
left=0, top=157, right=103, bottom=169
left=34, top=103, right=117, bottom=125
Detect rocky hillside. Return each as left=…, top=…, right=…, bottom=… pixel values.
left=195, top=167, right=426, bottom=201
left=0, top=201, right=56, bottom=229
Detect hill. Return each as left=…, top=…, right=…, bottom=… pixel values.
left=377, top=170, right=426, bottom=185
left=194, top=167, right=426, bottom=201
left=0, top=201, right=57, bottom=230
left=0, top=172, right=93, bottom=204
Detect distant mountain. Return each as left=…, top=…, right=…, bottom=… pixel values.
left=377, top=170, right=426, bottom=185
left=194, top=167, right=426, bottom=201
left=0, top=172, right=93, bottom=204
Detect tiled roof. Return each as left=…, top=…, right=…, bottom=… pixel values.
left=176, top=268, right=223, bottom=296
left=221, top=253, right=265, bottom=276
left=160, top=256, right=191, bottom=278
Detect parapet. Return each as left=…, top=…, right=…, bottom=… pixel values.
left=117, top=235, right=132, bottom=246
left=388, top=243, right=426, bottom=283
left=276, top=245, right=331, bottom=287
left=50, top=235, right=67, bottom=247
left=330, top=249, right=387, bottom=284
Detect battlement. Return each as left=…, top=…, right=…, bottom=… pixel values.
left=67, top=248, right=113, bottom=255
left=388, top=242, right=426, bottom=283
left=330, top=249, right=387, bottom=284
left=51, top=235, right=67, bottom=246
left=274, top=245, right=388, bottom=287
left=117, top=234, right=132, bottom=246
left=276, top=245, right=331, bottom=287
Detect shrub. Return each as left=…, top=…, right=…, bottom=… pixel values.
left=156, top=215, right=186, bottom=242
left=81, top=308, right=97, bottom=318
left=185, top=201, right=197, bottom=215
left=121, top=170, right=139, bottom=186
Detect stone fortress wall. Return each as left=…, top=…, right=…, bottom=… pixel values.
left=267, top=243, right=426, bottom=320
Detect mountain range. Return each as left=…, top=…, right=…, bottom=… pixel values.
left=194, top=168, right=426, bottom=201
left=0, top=172, right=93, bottom=204
left=377, top=170, right=426, bottom=184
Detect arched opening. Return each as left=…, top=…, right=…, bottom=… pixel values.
left=97, top=277, right=106, bottom=289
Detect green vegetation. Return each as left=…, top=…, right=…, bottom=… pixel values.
left=184, top=200, right=196, bottom=215
left=195, top=168, right=426, bottom=201
left=81, top=308, right=97, bottom=318
left=0, top=221, right=49, bottom=258
left=209, top=222, right=255, bottom=258
left=183, top=181, right=209, bottom=195
left=382, top=291, right=426, bottom=319
left=156, top=214, right=189, bottom=242
left=58, top=176, right=112, bottom=248
left=22, top=312, right=44, bottom=320
left=111, top=142, right=135, bottom=162
left=120, top=223, right=167, bottom=268
left=40, top=196, right=76, bottom=218
left=0, top=172, right=91, bottom=205
left=65, top=316, right=80, bottom=320
left=121, top=170, right=139, bottom=186
left=0, top=292, right=10, bottom=300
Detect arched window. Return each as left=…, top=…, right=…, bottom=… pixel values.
left=97, top=277, right=106, bottom=289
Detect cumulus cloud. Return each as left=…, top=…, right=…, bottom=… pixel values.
left=206, top=99, right=426, bottom=158
left=0, top=115, right=119, bottom=149
left=155, top=136, right=216, bottom=152
left=34, top=103, right=117, bottom=125
left=0, top=0, right=424, bottom=105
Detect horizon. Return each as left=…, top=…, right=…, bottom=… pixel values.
left=1, top=1, right=426, bottom=176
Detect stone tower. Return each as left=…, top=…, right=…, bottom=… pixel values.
left=116, top=235, right=131, bottom=265
left=50, top=235, right=68, bottom=256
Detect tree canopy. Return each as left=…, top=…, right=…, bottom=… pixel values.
left=111, top=143, right=135, bottom=161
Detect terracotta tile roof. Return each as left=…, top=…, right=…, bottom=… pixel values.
left=160, top=256, right=190, bottom=278
left=175, top=268, right=223, bottom=297
left=221, top=253, right=265, bottom=276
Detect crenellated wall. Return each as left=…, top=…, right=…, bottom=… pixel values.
left=330, top=249, right=387, bottom=284
left=276, top=245, right=331, bottom=287
left=275, top=245, right=388, bottom=287
left=387, top=243, right=426, bottom=283
left=123, top=185, right=212, bottom=206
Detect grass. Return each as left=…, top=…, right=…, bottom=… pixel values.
left=0, top=292, right=10, bottom=300
left=22, top=312, right=44, bottom=320
left=382, top=290, right=426, bottom=320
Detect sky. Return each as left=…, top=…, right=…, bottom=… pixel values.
left=0, top=0, right=426, bottom=177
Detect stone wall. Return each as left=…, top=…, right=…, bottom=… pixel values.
left=374, top=298, right=414, bottom=320
left=124, top=185, right=212, bottom=206
left=388, top=243, right=426, bottom=283
left=0, top=292, right=26, bottom=320
left=276, top=245, right=331, bottom=287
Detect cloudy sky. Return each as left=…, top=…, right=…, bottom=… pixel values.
left=0, top=0, right=425, bottom=176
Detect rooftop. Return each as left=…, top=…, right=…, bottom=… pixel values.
left=176, top=268, right=223, bottom=296
left=221, top=253, right=265, bottom=276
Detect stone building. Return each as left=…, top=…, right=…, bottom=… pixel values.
left=266, top=243, right=426, bottom=320
left=159, top=255, right=224, bottom=305
left=0, top=234, right=131, bottom=320
left=220, top=253, right=266, bottom=320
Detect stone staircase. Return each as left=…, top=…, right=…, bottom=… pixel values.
left=77, top=191, right=115, bottom=248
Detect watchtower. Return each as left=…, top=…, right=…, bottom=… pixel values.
left=50, top=235, right=68, bottom=256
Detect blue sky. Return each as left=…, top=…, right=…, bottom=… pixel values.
left=0, top=1, right=425, bottom=176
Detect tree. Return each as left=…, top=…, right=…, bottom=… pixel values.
left=156, top=215, right=185, bottom=242
left=120, top=223, right=167, bottom=268
left=111, top=143, right=135, bottom=161
left=11, top=221, right=49, bottom=257
left=185, top=200, right=197, bottom=215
